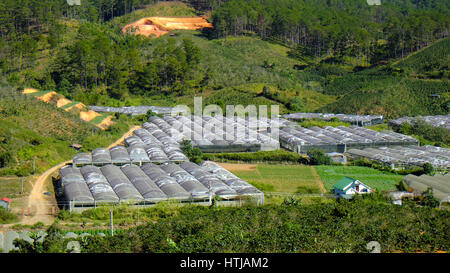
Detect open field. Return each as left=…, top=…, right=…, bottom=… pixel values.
left=315, top=165, right=404, bottom=192
left=225, top=164, right=323, bottom=195
left=0, top=176, right=33, bottom=199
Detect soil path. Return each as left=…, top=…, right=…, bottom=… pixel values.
left=311, top=167, right=327, bottom=194
left=217, top=163, right=257, bottom=172
left=18, top=125, right=141, bottom=226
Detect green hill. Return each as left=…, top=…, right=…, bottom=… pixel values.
left=2, top=1, right=449, bottom=119
left=316, top=38, right=450, bottom=118
left=394, top=38, right=450, bottom=79
left=320, top=74, right=449, bottom=118
left=0, top=85, right=135, bottom=176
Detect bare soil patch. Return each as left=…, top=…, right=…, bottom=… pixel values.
left=80, top=110, right=101, bottom=122
left=122, top=16, right=213, bottom=37
left=217, top=163, right=257, bottom=172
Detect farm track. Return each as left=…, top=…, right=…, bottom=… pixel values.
left=311, top=167, right=327, bottom=194
left=19, top=125, right=141, bottom=226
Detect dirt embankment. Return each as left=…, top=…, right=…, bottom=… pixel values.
left=218, top=163, right=257, bottom=172
left=122, top=16, right=213, bottom=37
left=80, top=110, right=102, bottom=122
left=22, top=88, right=112, bottom=130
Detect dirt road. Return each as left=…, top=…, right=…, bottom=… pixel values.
left=311, top=167, right=327, bottom=194
left=19, top=125, right=141, bottom=226
left=20, top=161, right=70, bottom=225
left=106, top=125, right=141, bottom=149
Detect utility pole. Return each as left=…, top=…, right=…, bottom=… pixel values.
left=110, top=209, right=114, bottom=236
left=21, top=177, right=24, bottom=194
left=33, top=157, right=35, bottom=174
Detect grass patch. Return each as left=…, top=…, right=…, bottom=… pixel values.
left=365, top=123, right=389, bottom=131
left=89, top=113, right=110, bottom=125
left=314, top=165, right=403, bottom=192
left=297, top=118, right=351, bottom=128
left=0, top=176, right=32, bottom=198
left=60, top=101, right=80, bottom=110
left=0, top=207, right=18, bottom=224
left=202, top=150, right=308, bottom=164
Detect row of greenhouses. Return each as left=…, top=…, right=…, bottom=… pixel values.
left=58, top=161, right=264, bottom=209
left=136, top=115, right=282, bottom=152
left=283, top=113, right=384, bottom=126
left=89, top=105, right=189, bottom=116
left=279, top=125, right=419, bottom=153
left=72, top=144, right=188, bottom=166
left=389, top=114, right=450, bottom=130
left=346, top=145, right=450, bottom=171
left=403, top=173, right=450, bottom=202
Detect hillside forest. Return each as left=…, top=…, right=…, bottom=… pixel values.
left=0, top=0, right=448, bottom=117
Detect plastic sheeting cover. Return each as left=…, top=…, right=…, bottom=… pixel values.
left=100, top=165, right=143, bottom=202
left=121, top=164, right=167, bottom=201
left=80, top=165, right=119, bottom=203
left=141, top=163, right=191, bottom=200
left=160, top=163, right=209, bottom=198
left=180, top=162, right=237, bottom=198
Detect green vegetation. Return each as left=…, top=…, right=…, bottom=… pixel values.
left=2, top=1, right=448, bottom=117
left=315, top=165, right=403, bottom=192
left=88, top=114, right=110, bottom=126
left=307, top=149, right=333, bottom=166
left=0, top=86, right=140, bottom=176
left=321, top=72, right=449, bottom=118
left=394, top=120, right=450, bottom=147
left=0, top=176, right=32, bottom=198
left=365, top=123, right=389, bottom=132
left=394, top=38, right=450, bottom=79
left=297, top=118, right=350, bottom=128
left=0, top=207, right=18, bottom=224
left=209, top=0, right=449, bottom=65
left=181, top=140, right=202, bottom=164
left=202, top=150, right=308, bottom=164
left=13, top=197, right=450, bottom=253
left=349, top=157, right=428, bottom=176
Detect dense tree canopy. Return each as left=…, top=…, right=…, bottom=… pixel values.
left=208, top=0, right=449, bottom=64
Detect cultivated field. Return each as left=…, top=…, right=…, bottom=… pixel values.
left=315, top=165, right=403, bottom=192
left=225, top=164, right=323, bottom=194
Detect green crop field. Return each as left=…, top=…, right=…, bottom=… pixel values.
left=229, top=164, right=322, bottom=194
left=314, top=165, right=403, bottom=192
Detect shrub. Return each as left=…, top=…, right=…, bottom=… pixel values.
left=181, top=140, right=203, bottom=164
left=307, top=149, right=332, bottom=165
left=423, top=163, right=435, bottom=176
left=0, top=207, right=18, bottom=224
left=202, top=150, right=308, bottom=164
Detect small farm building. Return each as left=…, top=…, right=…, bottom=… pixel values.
left=0, top=197, right=11, bottom=210
left=334, top=177, right=372, bottom=198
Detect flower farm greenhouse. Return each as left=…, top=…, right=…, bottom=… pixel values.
left=62, top=114, right=447, bottom=210
left=58, top=161, right=264, bottom=210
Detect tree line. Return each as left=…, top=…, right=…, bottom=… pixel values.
left=0, top=0, right=171, bottom=75
left=206, top=0, right=449, bottom=65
